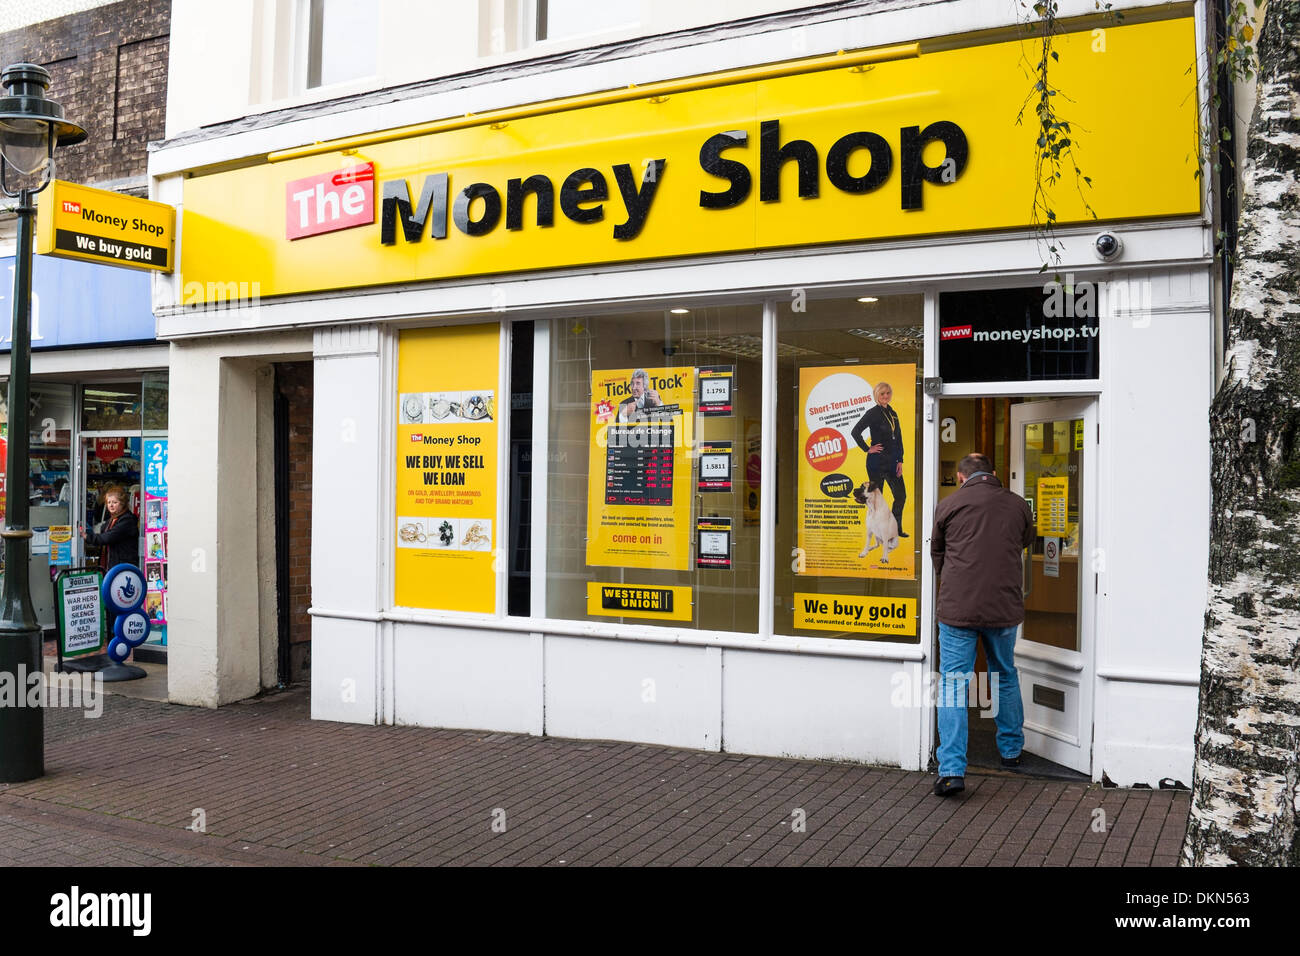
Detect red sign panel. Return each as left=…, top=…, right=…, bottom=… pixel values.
left=94, top=438, right=126, bottom=462
left=285, top=163, right=375, bottom=240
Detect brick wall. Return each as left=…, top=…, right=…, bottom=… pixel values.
left=0, top=0, right=170, bottom=189
left=277, top=362, right=313, bottom=681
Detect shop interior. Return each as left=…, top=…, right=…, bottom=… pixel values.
left=937, top=395, right=1084, bottom=776
left=0, top=376, right=168, bottom=646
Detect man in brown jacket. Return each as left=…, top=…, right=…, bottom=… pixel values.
left=930, top=452, right=1035, bottom=796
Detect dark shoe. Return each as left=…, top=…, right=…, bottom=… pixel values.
left=1000, top=753, right=1022, bottom=769
left=933, top=776, right=965, bottom=797
left=897, top=530, right=910, bottom=538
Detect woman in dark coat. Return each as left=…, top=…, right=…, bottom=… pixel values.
left=84, top=485, right=139, bottom=569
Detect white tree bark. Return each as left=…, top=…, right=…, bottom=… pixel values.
left=1183, top=0, right=1300, bottom=866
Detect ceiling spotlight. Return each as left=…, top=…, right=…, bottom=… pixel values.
left=857, top=297, right=879, bottom=304
left=669, top=308, right=690, bottom=314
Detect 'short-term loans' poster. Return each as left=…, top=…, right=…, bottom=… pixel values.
left=797, top=364, right=916, bottom=580
left=587, top=367, right=694, bottom=570
left=396, top=325, right=499, bottom=613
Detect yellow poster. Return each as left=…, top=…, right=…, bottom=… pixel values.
left=1036, top=476, right=1069, bottom=536
left=395, top=325, right=499, bottom=612
left=794, top=593, right=917, bottom=636
left=586, top=367, right=694, bottom=570
left=586, top=583, right=693, bottom=622
left=796, top=364, right=916, bottom=580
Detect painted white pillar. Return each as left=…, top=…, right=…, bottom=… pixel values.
left=309, top=324, right=387, bottom=724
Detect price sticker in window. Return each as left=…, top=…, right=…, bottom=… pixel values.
left=697, top=441, right=733, bottom=492
left=696, top=517, right=732, bottom=570
left=697, top=365, right=734, bottom=417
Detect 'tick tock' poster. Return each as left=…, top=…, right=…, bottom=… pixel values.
left=796, top=364, right=916, bottom=580
left=586, top=366, right=694, bottom=571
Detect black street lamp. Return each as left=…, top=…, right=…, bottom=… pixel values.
left=0, top=63, right=84, bottom=783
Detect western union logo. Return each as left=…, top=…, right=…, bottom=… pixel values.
left=601, top=586, right=673, bottom=613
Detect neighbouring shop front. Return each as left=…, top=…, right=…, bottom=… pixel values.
left=0, top=252, right=170, bottom=655
left=156, top=12, right=1213, bottom=785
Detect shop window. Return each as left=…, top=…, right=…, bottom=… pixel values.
left=0, top=383, right=77, bottom=631
left=508, top=322, right=534, bottom=617
left=143, top=371, right=169, bottom=432
left=774, top=294, right=924, bottom=643
left=302, top=0, right=376, bottom=90
left=478, top=0, right=638, bottom=56
left=545, top=305, right=762, bottom=632
left=535, top=0, right=638, bottom=41
left=81, top=383, right=142, bottom=432
left=141, top=371, right=169, bottom=642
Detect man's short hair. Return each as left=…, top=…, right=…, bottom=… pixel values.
left=957, top=453, right=993, bottom=478
left=632, top=369, right=649, bottom=384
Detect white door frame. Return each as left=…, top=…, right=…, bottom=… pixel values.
left=1009, top=397, right=1097, bottom=775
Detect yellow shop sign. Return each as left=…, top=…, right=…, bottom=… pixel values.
left=37, top=180, right=175, bottom=272
left=180, top=16, right=1199, bottom=303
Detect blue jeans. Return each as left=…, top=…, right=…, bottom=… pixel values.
left=935, top=622, right=1024, bottom=778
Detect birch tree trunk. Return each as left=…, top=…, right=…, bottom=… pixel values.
left=1183, top=0, right=1300, bottom=866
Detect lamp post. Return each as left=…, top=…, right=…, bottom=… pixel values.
left=0, top=64, right=84, bottom=783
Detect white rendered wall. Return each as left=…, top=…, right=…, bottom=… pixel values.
left=373, top=622, right=924, bottom=769
left=1093, top=266, right=1213, bottom=786
left=723, top=652, right=923, bottom=767
left=545, top=637, right=723, bottom=751
left=390, top=624, right=543, bottom=734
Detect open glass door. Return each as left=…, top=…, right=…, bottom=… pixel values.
left=1009, top=398, right=1096, bottom=774
left=77, top=435, right=144, bottom=568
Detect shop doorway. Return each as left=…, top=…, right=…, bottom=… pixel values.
left=274, top=362, right=314, bottom=683
left=934, top=396, right=1096, bottom=776
left=77, top=434, right=144, bottom=569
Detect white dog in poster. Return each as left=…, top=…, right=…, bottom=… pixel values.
left=854, top=480, right=899, bottom=563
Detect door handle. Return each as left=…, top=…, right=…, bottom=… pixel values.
left=1022, top=546, right=1033, bottom=597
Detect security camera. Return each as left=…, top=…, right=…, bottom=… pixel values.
left=1093, top=232, right=1123, bottom=262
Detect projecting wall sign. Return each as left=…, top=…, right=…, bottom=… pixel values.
left=37, top=181, right=175, bottom=273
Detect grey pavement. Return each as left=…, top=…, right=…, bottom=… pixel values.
left=0, top=686, right=1190, bottom=866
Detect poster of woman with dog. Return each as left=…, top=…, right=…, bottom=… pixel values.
left=797, top=364, right=916, bottom=579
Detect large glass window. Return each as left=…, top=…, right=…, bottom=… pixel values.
left=0, top=382, right=76, bottom=630
left=304, top=0, right=377, bottom=89
left=544, top=305, right=762, bottom=632
left=775, top=294, right=924, bottom=643
left=536, top=0, right=638, bottom=41
left=82, top=383, right=142, bottom=431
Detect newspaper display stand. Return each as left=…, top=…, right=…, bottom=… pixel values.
left=54, top=566, right=108, bottom=673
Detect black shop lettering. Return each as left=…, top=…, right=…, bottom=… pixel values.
left=378, top=117, right=968, bottom=248
left=404, top=453, right=486, bottom=486
left=602, top=373, right=684, bottom=396
left=802, top=597, right=909, bottom=623
left=382, top=160, right=667, bottom=244
left=700, top=119, right=968, bottom=211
